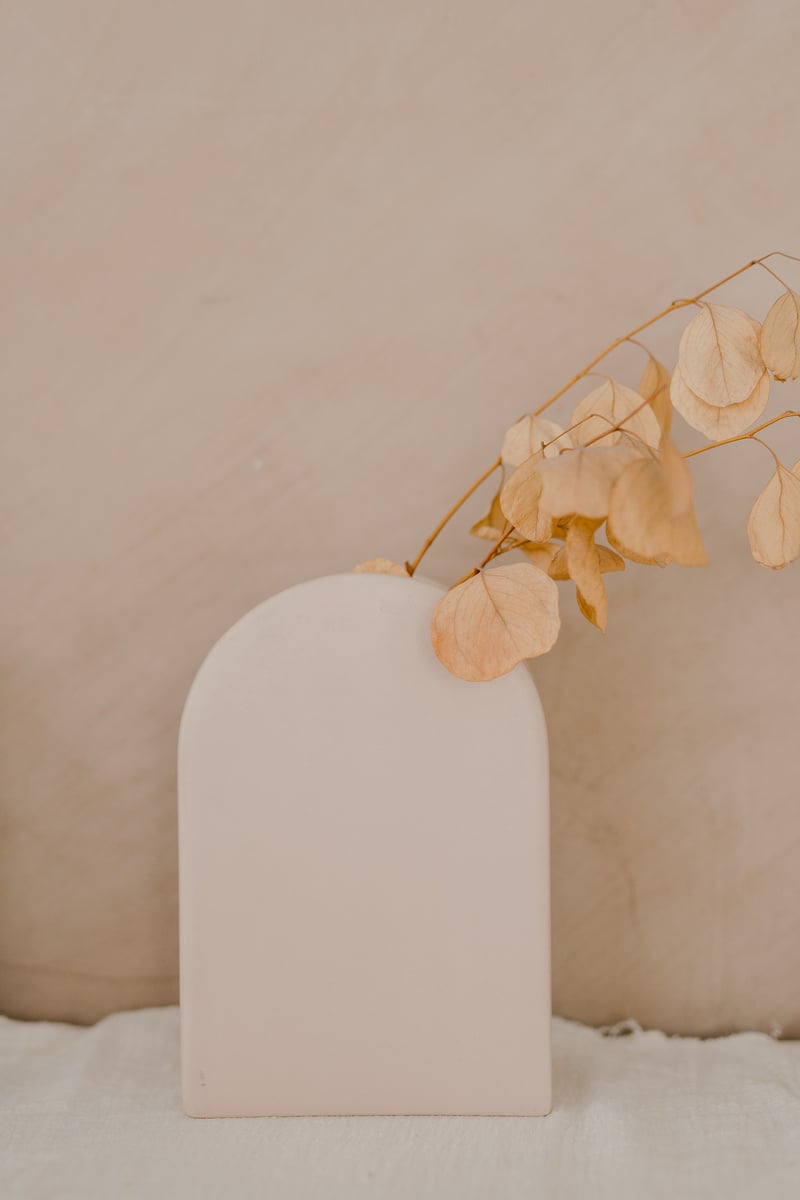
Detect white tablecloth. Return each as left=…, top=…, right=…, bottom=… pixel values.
left=2, top=1007, right=799, bottom=1198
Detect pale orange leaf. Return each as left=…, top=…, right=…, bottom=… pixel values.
left=501, top=442, right=644, bottom=542
left=677, top=304, right=764, bottom=409
left=563, top=517, right=610, bottom=631
left=760, top=289, right=800, bottom=382
left=606, top=439, right=707, bottom=567
left=570, top=380, right=661, bottom=449
left=470, top=488, right=508, bottom=540
left=746, top=464, right=800, bottom=569
left=550, top=538, right=625, bottom=581
left=521, top=541, right=562, bottom=573
left=499, top=456, right=550, bottom=542
left=670, top=362, right=769, bottom=439
left=430, top=562, right=560, bottom=681
left=353, top=558, right=410, bottom=576
left=639, top=354, right=672, bottom=440
left=501, top=415, right=572, bottom=468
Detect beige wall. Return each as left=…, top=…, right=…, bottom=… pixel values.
left=2, top=0, right=800, bottom=1033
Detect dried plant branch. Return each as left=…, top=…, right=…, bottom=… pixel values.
left=409, top=257, right=776, bottom=576
left=359, top=252, right=800, bottom=681
left=406, top=456, right=501, bottom=576
left=450, top=522, right=516, bottom=589
left=532, top=258, right=765, bottom=418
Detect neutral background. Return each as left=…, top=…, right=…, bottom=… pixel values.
left=2, top=0, right=799, bottom=1033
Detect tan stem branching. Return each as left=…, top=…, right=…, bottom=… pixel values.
left=532, top=258, right=763, bottom=418
left=450, top=522, right=515, bottom=589
left=683, top=411, right=800, bottom=459
left=406, top=253, right=798, bottom=581
left=406, top=456, right=501, bottom=576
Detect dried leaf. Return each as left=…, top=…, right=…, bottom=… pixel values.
left=499, top=456, right=550, bottom=542
left=521, top=541, right=562, bottom=573
left=670, top=361, right=770, bottom=439
left=501, top=442, right=644, bottom=541
left=606, top=438, right=707, bottom=567
left=550, top=539, right=625, bottom=581
left=470, top=488, right=507, bottom=540
left=501, top=415, right=572, bottom=468
left=605, top=526, right=665, bottom=567
left=678, top=304, right=764, bottom=409
left=577, top=589, right=602, bottom=629
left=639, top=355, right=672, bottom=440
left=760, top=289, right=800, bottom=381
left=746, top=464, right=800, bottom=569
left=549, top=520, right=624, bottom=631
left=571, top=380, right=661, bottom=449
left=430, top=562, right=560, bottom=681
left=563, top=518, right=609, bottom=631
left=353, top=558, right=410, bottom=576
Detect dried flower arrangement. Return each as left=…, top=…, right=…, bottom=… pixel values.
left=356, top=253, right=800, bottom=682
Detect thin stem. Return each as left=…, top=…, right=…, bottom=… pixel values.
left=405, top=456, right=501, bottom=576
left=449, top=522, right=516, bottom=589
left=540, top=403, right=656, bottom=455
left=683, top=411, right=800, bottom=459
left=532, top=258, right=761, bottom=418
left=580, top=405, right=657, bottom=452
left=751, top=436, right=782, bottom=467
left=758, top=261, right=790, bottom=288
left=450, top=566, right=480, bottom=588
left=460, top=540, right=522, bottom=583
left=761, top=251, right=800, bottom=265
left=625, top=336, right=651, bottom=355
left=406, top=252, right=794, bottom=582
left=479, top=522, right=513, bottom=568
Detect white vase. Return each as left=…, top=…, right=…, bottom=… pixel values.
left=178, top=573, right=551, bottom=1116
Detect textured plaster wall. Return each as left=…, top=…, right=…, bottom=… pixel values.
left=2, top=0, right=799, bottom=1032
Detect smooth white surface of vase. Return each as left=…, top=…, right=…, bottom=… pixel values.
left=178, top=572, right=551, bottom=1116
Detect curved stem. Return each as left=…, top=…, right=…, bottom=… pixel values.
left=405, top=253, right=792, bottom=581
left=683, top=411, right=800, bottom=459
left=760, top=251, right=800, bottom=265
left=751, top=436, right=782, bottom=467
left=405, top=456, right=501, bottom=576
left=758, top=261, right=791, bottom=288
left=449, top=522, right=516, bottom=589
left=479, top=522, right=513, bottom=568
left=532, top=258, right=761, bottom=418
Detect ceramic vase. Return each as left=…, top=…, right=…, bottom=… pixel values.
left=178, top=573, right=551, bottom=1116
